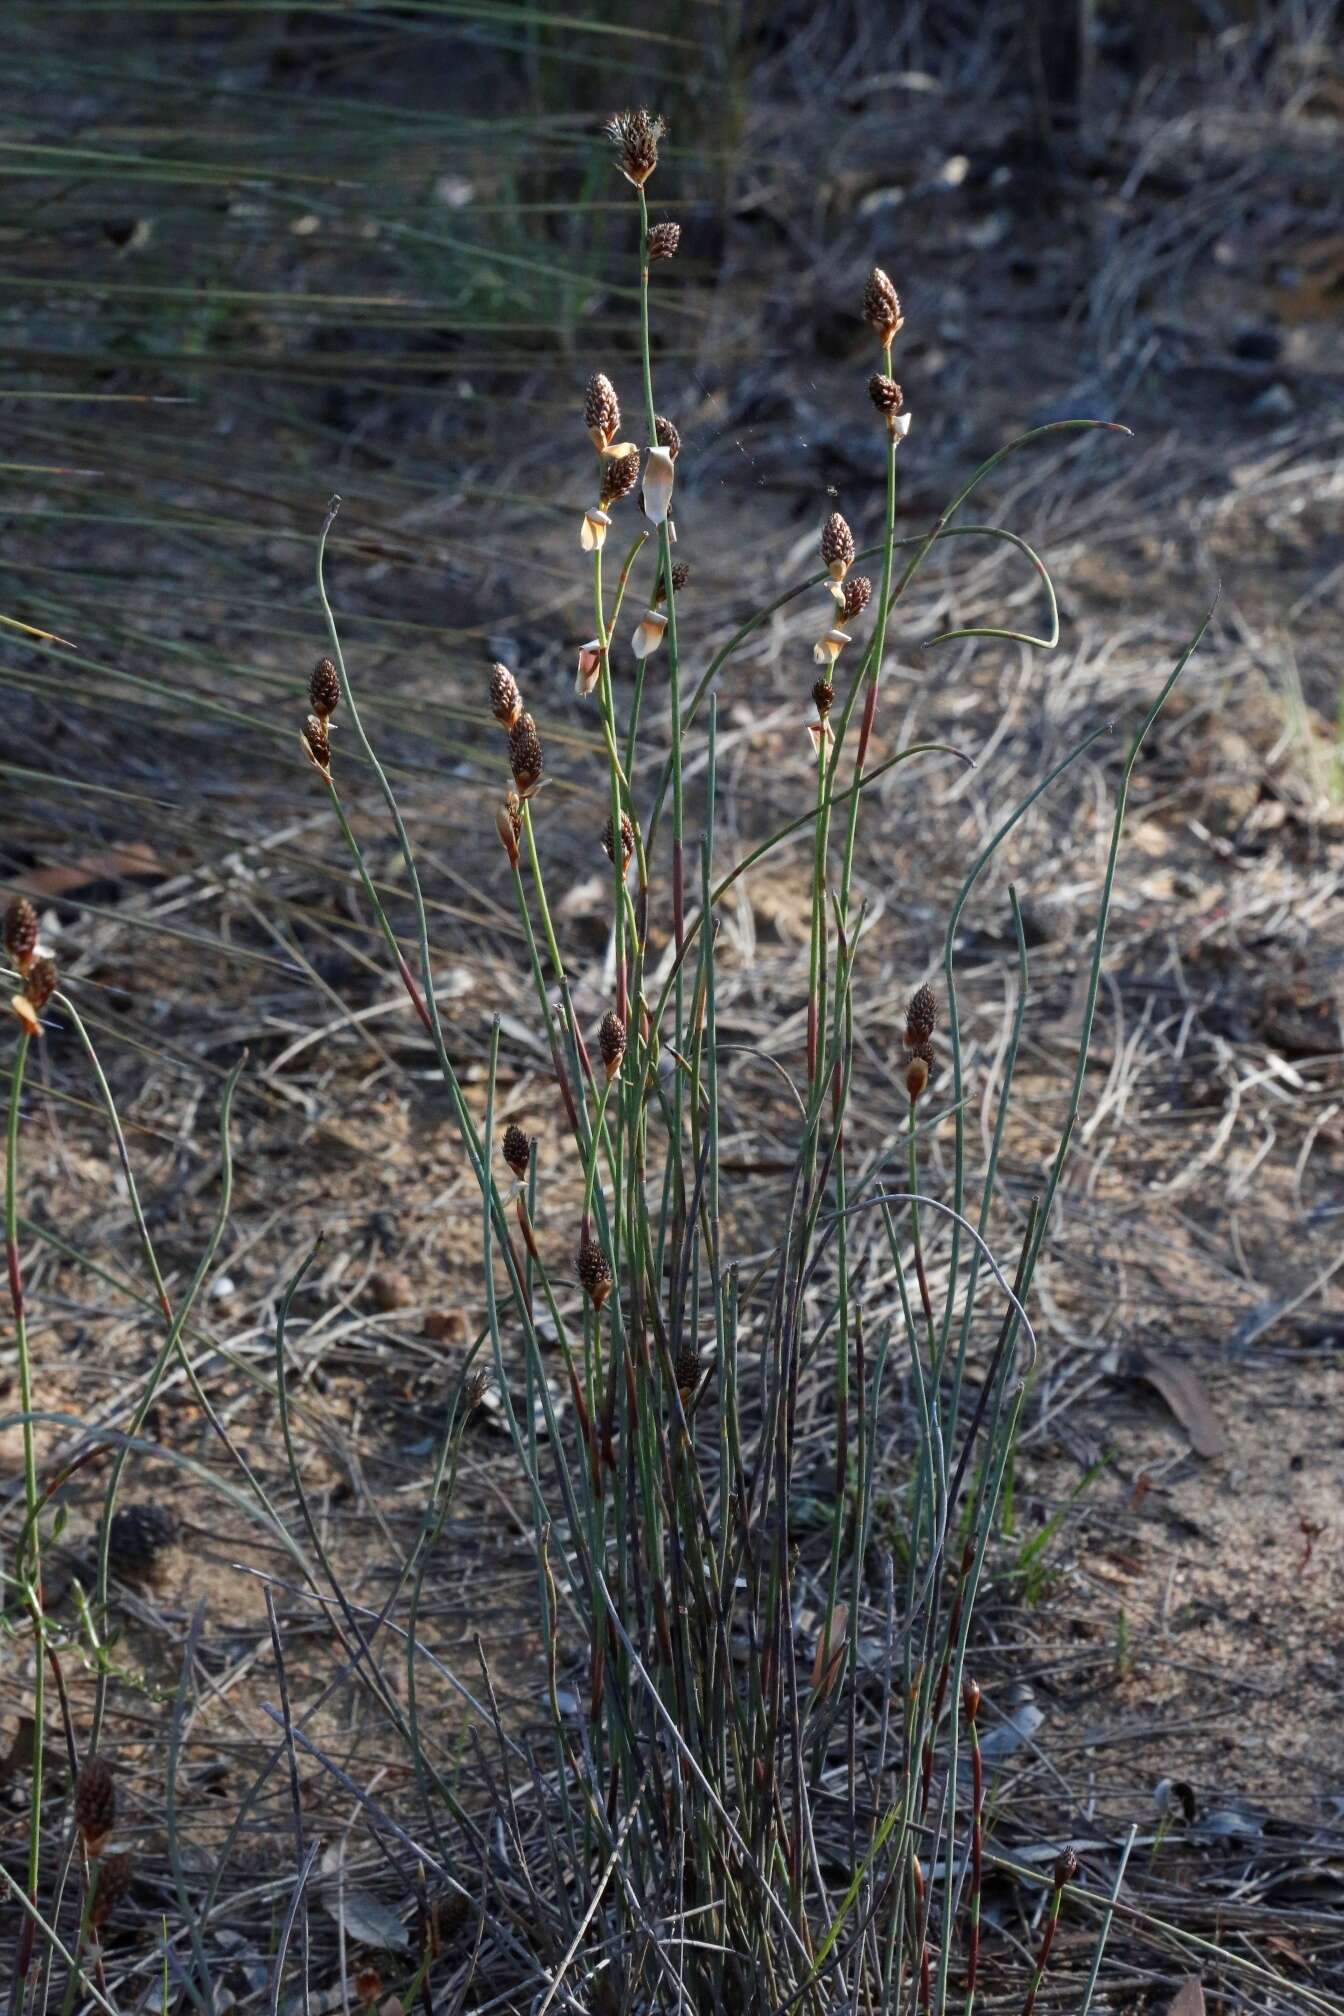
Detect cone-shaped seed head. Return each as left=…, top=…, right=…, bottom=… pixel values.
left=303, top=715, right=332, bottom=774
left=603, top=809, right=635, bottom=870
left=489, top=662, right=522, bottom=727
left=906, top=982, right=937, bottom=1044
left=4, top=896, right=38, bottom=971
left=585, top=372, right=621, bottom=450
left=839, top=574, right=872, bottom=622
left=75, top=1756, right=117, bottom=1853
left=598, top=1009, right=626, bottom=1080
left=868, top=373, right=904, bottom=416
left=577, top=1227, right=613, bottom=1309
left=600, top=445, right=641, bottom=507
left=674, top=1344, right=700, bottom=1398
left=508, top=713, right=543, bottom=797
left=820, top=512, right=854, bottom=581
left=812, top=675, right=834, bottom=717
left=647, top=221, right=681, bottom=261
left=502, top=1123, right=532, bottom=1180
left=863, top=266, right=904, bottom=344
left=655, top=413, right=681, bottom=460
left=309, top=656, right=340, bottom=720
left=90, top=1851, right=134, bottom=1929
left=608, top=108, right=664, bottom=188
left=25, top=956, right=57, bottom=1015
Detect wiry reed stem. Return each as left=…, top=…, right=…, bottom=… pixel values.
left=5, top=1031, right=45, bottom=1984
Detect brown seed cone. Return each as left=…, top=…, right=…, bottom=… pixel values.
left=607, top=108, right=664, bottom=188
left=598, top=1010, right=626, bottom=1081
left=839, top=574, right=872, bottom=623
left=585, top=372, right=620, bottom=450
left=906, top=1055, right=929, bottom=1103
left=906, top=982, right=937, bottom=1044
left=811, top=675, right=834, bottom=718
left=90, top=1850, right=133, bottom=1930
left=602, top=809, right=635, bottom=870
left=863, top=266, right=903, bottom=344
left=24, top=956, right=57, bottom=1015
left=670, top=560, right=689, bottom=591
left=303, top=715, right=332, bottom=774
left=576, top=1228, right=612, bottom=1310
left=508, top=713, right=543, bottom=797
left=820, top=511, right=854, bottom=577
left=4, top=896, right=38, bottom=972
left=489, top=661, right=522, bottom=728
left=1054, top=1846, right=1080, bottom=1887
left=502, top=1123, right=532, bottom=1181
left=108, top=1501, right=178, bottom=1580
left=673, top=1344, right=700, bottom=1400
left=75, top=1755, right=116, bottom=1854
left=309, top=656, right=340, bottom=720
left=654, top=413, right=681, bottom=460
left=868, top=373, right=904, bottom=417
left=599, top=444, right=640, bottom=507
left=647, top=220, right=681, bottom=262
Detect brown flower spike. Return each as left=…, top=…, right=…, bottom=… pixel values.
left=839, top=575, right=872, bottom=623
left=90, top=1851, right=133, bottom=1931
left=598, top=1010, right=626, bottom=1082
left=863, top=267, right=904, bottom=346
left=489, top=662, right=522, bottom=728
left=4, top=896, right=38, bottom=974
left=906, top=983, right=937, bottom=1045
left=576, top=1228, right=613, bottom=1311
left=603, top=809, right=635, bottom=871
left=820, top=512, right=854, bottom=581
left=24, top=957, right=57, bottom=1016
left=647, top=221, right=681, bottom=262
left=599, top=445, right=641, bottom=507
left=608, top=109, right=664, bottom=189
left=585, top=373, right=621, bottom=451
left=502, top=1123, right=532, bottom=1181
left=674, top=1344, right=700, bottom=1404
left=869, top=374, right=911, bottom=441
left=75, top=1756, right=116, bottom=1856
left=508, top=714, right=543, bottom=798
left=654, top=414, right=681, bottom=460
left=309, top=656, right=340, bottom=720
left=302, top=715, right=332, bottom=776
left=812, top=675, right=834, bottom=719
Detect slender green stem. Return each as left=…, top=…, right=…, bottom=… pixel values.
left=6, top=1031, right=44, bottom=1942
